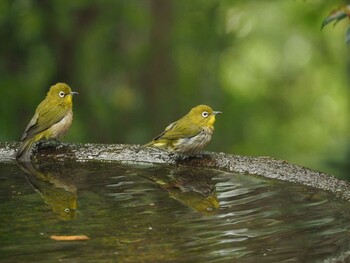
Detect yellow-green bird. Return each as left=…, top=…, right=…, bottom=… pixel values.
left=143, top=105, right=222, bottom=156
left=16, top=83, right=78, bottom=161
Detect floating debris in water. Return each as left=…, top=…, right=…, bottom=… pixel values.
left=50, top=235, right=90, bottom=241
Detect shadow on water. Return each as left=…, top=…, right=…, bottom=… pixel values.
left=1, top=160, right=350, bottom=262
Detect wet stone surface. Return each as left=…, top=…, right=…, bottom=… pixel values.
left=2, top=141, right=350, bottom=201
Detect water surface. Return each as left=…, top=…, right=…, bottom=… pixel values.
left=1, top=161, right=350, bottom=262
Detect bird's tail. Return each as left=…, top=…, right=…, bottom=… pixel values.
left=16, top=138, right=35, bottom=162
left=135, top=142, right=151, bottom=153
left=142, top=141, right=154, bottom=148
left=139, top=140, right=169, bottom=151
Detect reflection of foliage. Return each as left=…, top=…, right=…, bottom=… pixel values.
left=17, top=161, right=77, bottom=220
left=322, top=5, right=350, bottom=44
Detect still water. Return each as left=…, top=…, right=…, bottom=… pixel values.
left=1, top=160, right=350, bottom=262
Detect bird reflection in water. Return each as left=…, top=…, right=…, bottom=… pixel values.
left=16, top=160, right=77, bottom=220
left=144, top=166, right=220, bottom=214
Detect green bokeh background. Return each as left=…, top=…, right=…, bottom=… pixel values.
left=1, top=0, right=349, bottom=179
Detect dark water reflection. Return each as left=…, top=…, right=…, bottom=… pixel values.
left=1, top=161, right=350, bottom=262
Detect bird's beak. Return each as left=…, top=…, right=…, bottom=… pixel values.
left=213, top=111, right=222, bottom=115
left=69, top=91, right=79, bottom=95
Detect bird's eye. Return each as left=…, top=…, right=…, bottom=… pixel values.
left=202, top=111, right=209, bottom=118
left=59, top=91, right=65, bottom=98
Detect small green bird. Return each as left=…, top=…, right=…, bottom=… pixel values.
left=143, top=105, right=222, bottom=156
left=16, top=83, right=78, bottom=161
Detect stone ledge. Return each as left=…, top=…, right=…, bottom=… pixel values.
left=1, top=141, right=349, bottom=201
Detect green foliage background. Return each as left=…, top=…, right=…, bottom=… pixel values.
left=1, top=0, right=349, bottom=179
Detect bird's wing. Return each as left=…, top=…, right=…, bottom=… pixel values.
left=21, top=104, right=68, bottom=141
left=153, top=121, right=176, bottom=140
left=154, top=122, right=201, bottom=141
left=21, top=112, right=39, bottom=140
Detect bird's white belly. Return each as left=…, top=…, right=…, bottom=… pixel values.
left=173, top=128, right=213, bottom=156
left=48, top=110, right=73, bottom=140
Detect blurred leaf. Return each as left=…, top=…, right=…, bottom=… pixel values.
left=321, top=5, right=350, bottom=29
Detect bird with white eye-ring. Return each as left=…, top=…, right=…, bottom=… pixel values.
left=16, top=83, right=78, bottom=162
left=202, top=111, right=210, bottom=118
left=142, top=104, right=222, bottom=157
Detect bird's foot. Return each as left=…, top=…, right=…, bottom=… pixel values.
left=173, top=154, right=191, bottom=161
left=36, top=140, right=66, bottom=150
left=193, top=152, right=210, bottom=159
left=174, top=152, right=211, bottom=163
left=56, top=142, right=70, bottom=149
